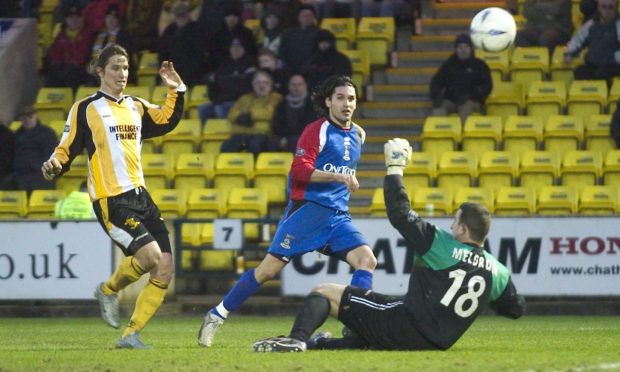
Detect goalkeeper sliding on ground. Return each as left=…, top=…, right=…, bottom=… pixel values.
left=252, top=138, right=525, bottom=352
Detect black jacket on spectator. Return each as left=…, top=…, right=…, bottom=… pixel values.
left=208, top=23, right=257, bottom=70
left=610, top=101, right=620, bottom=148
left=0, top=125, right=14, bottom=188
left=14, top=123, right=58, bottom=192
left=301, top=30, right=353, bottom=92
left=159, top=20, right=206, bottom=86
left=208, top=53, right=256, bottom=104
left=279, top=25, right=319, bottom=74
left=429, top=53, right=493, bottom=106
left=273, top=96, right=316, bottom=137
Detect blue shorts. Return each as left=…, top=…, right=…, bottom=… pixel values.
left=267, top=200, right=368, bottom=262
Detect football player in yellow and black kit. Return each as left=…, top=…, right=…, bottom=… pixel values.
left=42, top=44, right=185, bottom=349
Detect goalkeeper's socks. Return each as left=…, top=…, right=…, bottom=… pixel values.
left=221, top=269, right=261, bottom=313
left=289, top=292, right=330, bottom=342
left=350, top=269, right=373, bottom=290
left=122, top=278, right=168, bottom=338
left=103, top=257, right=146, bottom=295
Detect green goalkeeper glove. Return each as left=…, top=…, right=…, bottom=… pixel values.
left=384, top=138, right=412, bottom=176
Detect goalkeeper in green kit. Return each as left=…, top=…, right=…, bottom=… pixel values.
left=253, top=138, right=525, bottom=352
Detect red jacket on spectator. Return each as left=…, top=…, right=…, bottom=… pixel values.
left=47, top=25, right=95, bottom=66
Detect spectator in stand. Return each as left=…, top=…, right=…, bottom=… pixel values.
left=279, top=5, right=320, bottom=74
left=262, top=0, right=302, bottom=29
left=0, top=122, right=15, bottom=190
left=514, top=0, right=573, bottom=52
left=360, top=0, right=410, bottom=18
left=198, top=38, right=256, bottom=125
left=430, top=34, right=493, bottom=123
left=610, top=101, right=620, bottom=147
left=158, top=1, right=206, bottom=86
left=258, top=48, right=288, bottom=94
left=197, top=0, right=241, bottom=38
left=158, top=0, right=202, bottom=36
left=272, top=74, right=317, bottom=152
left=52, top=0, right=93, bottom=24
left=208, top=6, right=258, bottom=70
left=220, top=70, right=282, bottom=157
left=46, top=5, right=95, bottom=90
left=301, top=29, right=352, bottom=93
left=564, top=0, right=620, bottom=81
left=81, top=0, right=126, bottom=34
left=580, top=0, right=598, bottom=24
left=124, top=0, right=164, bottom=53
left=324, top=0, right=360, bottom=19
left=91, top=5, right=135, bottom=82
left=260, top=9, right=283, bottom=55
left=13, top=107, right=58, bottom=194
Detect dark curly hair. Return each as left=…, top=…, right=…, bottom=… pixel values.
left=87, top=44, right=129, bottom=81
left=311, top=75, right=357, bottom=116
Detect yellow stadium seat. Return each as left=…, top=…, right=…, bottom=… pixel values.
left=244, top=18, right=263, bottom=43
left=585, top=114, right=615, bottom=157
left=486, top=82, right=525, bottom=120
left=526, top=81, right=566, bottom=121
left=123, top=85, right=152, bottom=101
left=181, top=223, right=202, bottom=247
left=411, top=187, right=452, bottom=216
left=150, top=189, right=187, bottom=218
left=28, top=190, right=66, bottom=219
left=201, top=119, right=231, bottom=155
left=142, top=137, right=160, bottom=154
left=161, top=119, right=201, bottom=159
left=510, top=47, right=549, bottom=86
left=503, top=115, right=543, bottom=155
left=461, top=115, right=503, bottom=158
left=494, top=186, right=536, bottom=215
left=454, top=187, right=494, bottom=213
left=141, top=153, right=174, bottom=190
left=150, top=85, right=169, bottom=106
left=34, top=87, right=74, bottom=123
left=188, top=85, right=209, bottom=119
left=403, top=152, right=436, bottom=190
left=0, top=191, right=28, bottom=218
left=75, top=85, right=98, bottom=100
left=254, top=152, right=293, bottom=205
left=213, top=153, right=254, bottom=189
left=579, top=185, right=618, bottom=215
left=137, top=52, right=159, bottom=88
left=608, top=77, right=620, bottom=113
left=560, top=150, right=602, bottom=190
left=519, top=150, right=560, bottom=189
left=56, top=154, right=88, bottom=193
left=369, top=188, right=386, bottom=217
left=478, top=151, right=519, bottom=192
left=543, top=115, right=584, bottom=158
left=227, top=188, right=268, bottom=241
left=174, top=153, right=215, bottom=191
left=603, top=150, right=620, bottom=186
left=341, top=49, right=370, bottom=96
left=48, top=120, right=67, bottom=139
left=476, top=49, right=510, bottom=82
left=536, top=186, right=578, bottom=215
left=567, top=80, right=608, bottom=119
left=550, top=46, right=583, bottom=88
left=321, top=18, right=357, bottom=50
left=356, top=17, right=395, bottom=65
left=186, top=188, right=227, bottom=218
left=436, top=151, right=477, bottom=193
left=200, top=248, right=237, bottom=272
left=199, top=222, right=215, bottom=245
left=421, top=116, right=461, bottom=158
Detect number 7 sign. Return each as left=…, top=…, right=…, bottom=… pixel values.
left=213, top=219, right=243, bottom=249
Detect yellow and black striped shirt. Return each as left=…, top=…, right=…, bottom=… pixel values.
left=51, top=87, right=185, bottom=201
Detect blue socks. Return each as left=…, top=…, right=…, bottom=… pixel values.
left=350, top=269, right=373, bottom=290
left=216, top=269, right=261, bottom=316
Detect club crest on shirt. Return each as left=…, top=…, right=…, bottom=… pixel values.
left=295, top=147, right=305, bottom=157
left=280, top=234, right=294, bottom=249
left=343, top=137, right=351, bottom=161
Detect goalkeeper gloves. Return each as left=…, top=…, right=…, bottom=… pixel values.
left=384, top=138, right=412, bottom=176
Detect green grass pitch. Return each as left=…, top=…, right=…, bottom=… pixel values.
left=0, top=315, right=618, bottom=371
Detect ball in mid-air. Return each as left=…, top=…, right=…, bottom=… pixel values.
left=470, top=7, right=517, bottom=52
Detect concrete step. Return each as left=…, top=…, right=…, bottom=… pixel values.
left=386, top=67, right=438, bottom=85
left=411, top=35, right=455, bottom=52
left=361, top=101, right=432, bottom=118
left=393, top=51, right=451, bottom=67
left=420, top=18, right=471, bottom=35
left=431, top=1, right=507, bottom=18
left=370, top=84, right=429, bottom=101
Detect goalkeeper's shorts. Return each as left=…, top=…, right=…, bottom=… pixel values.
left=267, top=200, right=368, bottom=262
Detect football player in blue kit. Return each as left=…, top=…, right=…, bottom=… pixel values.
left=198, top=75, right=377, bottom=347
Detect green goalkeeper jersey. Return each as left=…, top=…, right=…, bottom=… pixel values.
left=384, top=175, right=524, bottom=350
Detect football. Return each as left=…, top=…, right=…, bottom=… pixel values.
left=470, top=7, right=517, bottom=52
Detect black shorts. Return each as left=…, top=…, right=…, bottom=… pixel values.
left=338, top=286, right=436, bottom=350
left=93, top=187, right=169, bottom=256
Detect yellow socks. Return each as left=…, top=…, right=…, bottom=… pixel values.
left=122, top=278, right=168, bottom=337
left=102, top=257, right=147, bottom=295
